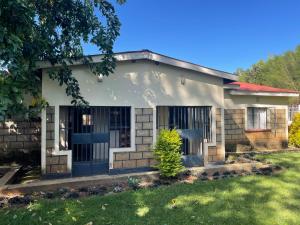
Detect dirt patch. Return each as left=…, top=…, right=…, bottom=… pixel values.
left=9, top=165, right=41, bottom=185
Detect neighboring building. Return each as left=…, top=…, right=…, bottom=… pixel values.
left=36, top=50, right=298, bottom=177
left=224, top=82, right=298, bottom=152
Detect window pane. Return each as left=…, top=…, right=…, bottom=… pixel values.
left=247, top=107, right=267, bottom=129
left=82, top=114, right=92, bottom=126
left=247, top=108, right=254, bottom=129
left=59, top=106, right=70, bottom=150
left=258, top=108, right=267, bottom=129
left=109, top=107, right=131, bottom=148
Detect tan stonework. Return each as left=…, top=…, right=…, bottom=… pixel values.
left=224, top=108, right=288, bottom=152
left=0, top=119, right=40, bottom=158
left=45, top=107, right=68, bottom=174
left=113, top=108, right=154, bottom=169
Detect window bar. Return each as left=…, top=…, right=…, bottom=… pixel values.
left=77, top=108, right=80, bottom=162
left=85, top=108, right=87, bottom=162
left=103, top=107, right=106, bottom=161
left=210, top=107, right=212, bottom=141
left=101, top=107, right=104, bottom=161
left=124, top=107, right=126, bottom=146
left=121, top=107, right=123, bottom=147
left=94, top=107, right=97, bottom=161
left=108, top=107, right=110, bottom=159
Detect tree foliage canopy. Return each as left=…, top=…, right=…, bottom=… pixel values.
left=237, top=45, right=300, bottom=92
left=0, top=0, right=123, bottom=120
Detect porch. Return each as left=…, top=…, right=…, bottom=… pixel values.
left=42, top=106, right=225, bottom=177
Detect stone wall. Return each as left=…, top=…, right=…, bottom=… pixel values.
left=208, top=108, right=224, bottom=163
left=225, top=108, right=288, bottom=152
left=113, top=108, right=155, bottom=169
left=0, top=118, right=40, bottom=163
left=45, top=107, right=68, bottom=174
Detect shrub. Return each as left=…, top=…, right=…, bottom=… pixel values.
left=127, top=177, right=141, bottom=190
left=153, top=129, right=184, bottom=177
left=289, top=112, right=300, bottom=147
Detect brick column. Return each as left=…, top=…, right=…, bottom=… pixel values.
left=45, top=106, right=68, bottom=174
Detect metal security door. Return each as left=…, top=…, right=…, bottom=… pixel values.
left=72, top=107, right=110, bottom=176
left=157, top=106, right=212, bottom=167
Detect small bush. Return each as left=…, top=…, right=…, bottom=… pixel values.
left=153, top=129, right=184, bottom=177
left=127, top=177, right=141, bottom=190
left=289, top=113, right=300, bottom=147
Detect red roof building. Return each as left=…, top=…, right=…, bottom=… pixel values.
left=228, top=81, right=298, bottom=94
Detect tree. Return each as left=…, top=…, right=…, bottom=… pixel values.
left=237, top=45, right=300, bottom=93
left=0, top=0, right=124, bottom=120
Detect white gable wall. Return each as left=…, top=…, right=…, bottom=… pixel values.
left=42, top=60, right=224, bottom=108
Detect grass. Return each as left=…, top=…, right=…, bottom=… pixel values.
left=1, top=152, right=300, bottom=225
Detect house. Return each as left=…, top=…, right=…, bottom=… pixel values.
left=37, top=50, right=298, bottom=177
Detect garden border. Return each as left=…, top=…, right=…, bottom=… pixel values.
left=0, top=162, right=268, bottom=195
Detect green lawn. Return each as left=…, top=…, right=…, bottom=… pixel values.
left=1, top=152, right=300, bottom=225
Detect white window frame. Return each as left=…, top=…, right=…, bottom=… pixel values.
left=247, top=107, right=269, bottom=130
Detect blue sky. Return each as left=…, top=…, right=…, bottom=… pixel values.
left=84, top=0, right=300, bottom=73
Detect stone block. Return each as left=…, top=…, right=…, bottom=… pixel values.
left=149, top=159, right=157, bottom=166
left=143, top=151, right=153, bottom=159
left=142, top=122, right=152, bottom=129
left=135, top=108, right=143, bottom=115
left=47, top=156, right=59, bottom=165
left=143, top=108, right=153, bottom=115
left=24, top=141, right=40, bottom=149
left=135, top=122, right=143, bottom=129
left=51, top=164, right=67, bottom=173
left=136, top=129, right=149, bottom=137
left=0, top=129, right=9, bottom=135
left=17, top=135, right=30, bottom=142
left=136, top=159, right=149, bottom=167
left=46, top=165, right=51, bottom=173
left=149, top=115, right=153, bottom=122
left=136, top=115, right=149, bottom=123
left=47, top=122, right=54, bottom=131
left=115, top=152, right=129, bottom=161
left=46, top=131, right=54, bottom=140
left=4, top=135, right=16, bottom=142
left=216, top=113, right=221, bottom=122
left=122, top=160, right=136, bottom=168
left=135, top=137, right=143, bottom=144
left=208, top=149, right=216, bottom=156
left=9, top=142, right=24, bottom=149
left=143, top=136, right=153, bottom=144
left=136, top=144, right=150, bottom=152
left=46, top=140, right=54, bottom=148
left=130, top=152, right=143, bottom=160
left=113, top=161, right=123, bottom=169
left=59, top=156, right=68, bottom=165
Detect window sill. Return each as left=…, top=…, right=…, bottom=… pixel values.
left=245, top=129, right=271, bottom=133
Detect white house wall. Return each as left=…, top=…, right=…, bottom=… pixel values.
left=42, top=60, right=224, bottom=108
left=224, top=91, right=290, bottom=109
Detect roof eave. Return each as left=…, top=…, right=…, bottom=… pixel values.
left=36, top=51, right=238, bottom=81
left=229, top=90, right=299, bottom=97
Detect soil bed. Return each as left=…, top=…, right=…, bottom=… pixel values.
left=9, top=165, right=41, bottom=185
